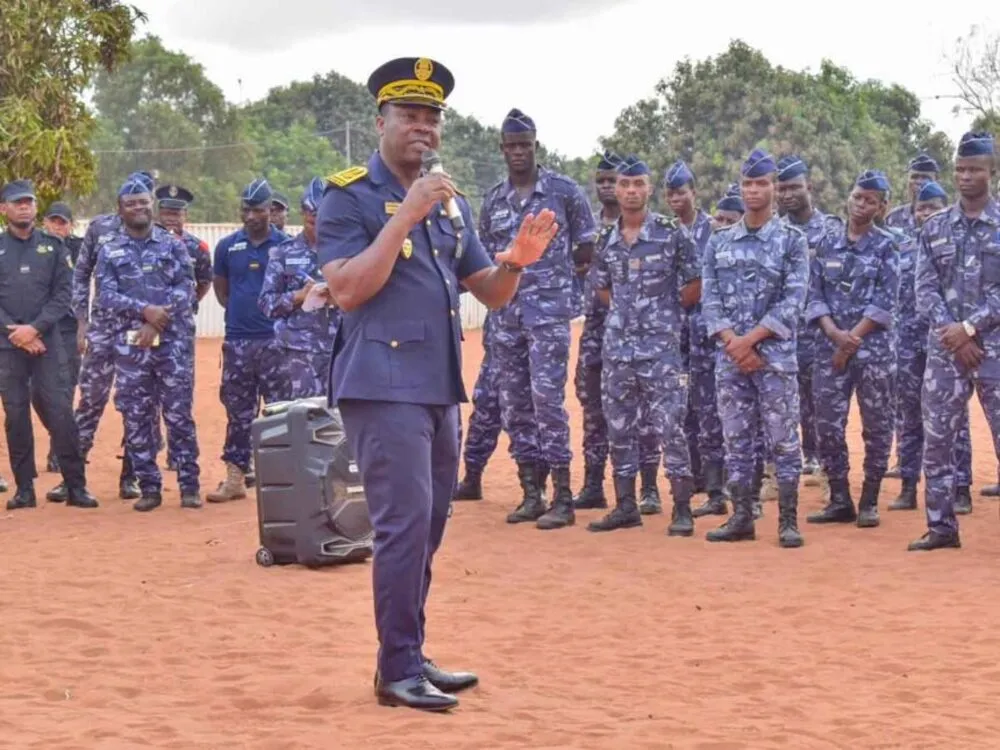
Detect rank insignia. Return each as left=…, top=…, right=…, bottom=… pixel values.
left=401, top=238, right=413, bottom=259
left=384, top=202, right=400, bottom=216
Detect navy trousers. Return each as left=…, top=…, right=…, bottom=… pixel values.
left=339, top=398, right=458, bottom=683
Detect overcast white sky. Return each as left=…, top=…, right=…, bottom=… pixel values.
left=132, top=0, right=992, bottom=158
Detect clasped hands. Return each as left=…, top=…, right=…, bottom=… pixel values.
left=133, top=305, right=170, bottom=348
left=719, top=330, right=765, bottom=374
left=938, top=322, right=984, bottom=371
left=7, top=325, right=44, bottom=355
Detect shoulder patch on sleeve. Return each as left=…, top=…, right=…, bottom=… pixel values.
left=327, top=166, right=368, bottom=188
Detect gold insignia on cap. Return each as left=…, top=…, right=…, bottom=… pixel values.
left=168, top=185, right=178, bottom=197
left=414, top=58, right=433, bottom=81
left=401, top=238, right=413, bottom=259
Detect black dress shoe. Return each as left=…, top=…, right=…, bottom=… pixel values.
left=6, top=487, right=36, bottom=510
left=67, top=487, right=99, bottom=509
left=375, top=675, right=458, bottom=711
left=422, top=660, right=478, bottom=693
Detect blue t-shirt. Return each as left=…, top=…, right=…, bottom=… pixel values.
left=213, top=226, right=288, bottom=339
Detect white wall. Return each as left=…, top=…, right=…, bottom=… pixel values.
left=74, top=221, right=489, bottom=337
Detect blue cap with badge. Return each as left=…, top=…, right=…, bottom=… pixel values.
left=741, top=148, right=777, bottom=178
left=1, top=179, right=36, bottom=202
left=367, top=57, right=455, bottom=111
left=155, top=184, right=194, bottom=210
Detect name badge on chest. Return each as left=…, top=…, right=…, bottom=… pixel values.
left=19, top=264, right=30, bottom=274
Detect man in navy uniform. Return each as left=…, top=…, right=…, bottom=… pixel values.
left=318, top=57, right=556, bottom=711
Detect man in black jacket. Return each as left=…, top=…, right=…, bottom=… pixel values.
left=0, top=181, right=98, bottom=509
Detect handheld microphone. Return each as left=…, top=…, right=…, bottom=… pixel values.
left=420, top=149, right=465, bottom=232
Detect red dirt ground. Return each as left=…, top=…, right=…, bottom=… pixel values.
left=2, top=324, right=1000, bottom=750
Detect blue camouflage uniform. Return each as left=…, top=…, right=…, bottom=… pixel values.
left=588, top=158, right=700, bottom=534
left=212, top=180, right=288, bottom=477
left=806, top=170, right=899, bottom=527
left=700, top=148, right=808, bottom=546
left=94, top=210, right=200, bottom=507
left=911, top=132, right=1000, bottom=549
left=259, top=179, right=340, bottom=401
left=458, top=310, right=503, bottom=474
left=316, top=56, right=493, bottom=703
left=885, top=151, right=939, bottom=238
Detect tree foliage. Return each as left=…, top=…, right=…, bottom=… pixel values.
left=601, top=41, right=954, bottom=214
left=0, top=0, right=144, bottom=205
left=950, top=24, right=1000, bottom=137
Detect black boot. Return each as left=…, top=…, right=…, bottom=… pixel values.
left=506, top=463, right=547, bottom=524
left=692, top=460, right=728, bottom=517
left=888, top=479, right=918, bottom=511
left=954, top=485, right=973, bottom=515
left=706, top=485, right=755, bottom=542
left=807, top=477, right=857, bottom=523
left=536, top=462, right=550, bottom=503
left=46, top=482, right=68, bottom=503
left=666, top=476, right=695, bottom=537
left=907, top=529, right=961, bottom=551
left=638, top=464, right=662, bottom=515
left=750, top=461, right=764, bottom=520
left=536, top=466, right=575, bottom=530
left=573, top=462, right=608, bottom=509
left=6, top=486, right=36, bottom=510
left=46, top=453, right=60, bottom=473
left=67, top=486, right=99, bottom=509
left=133, top=492, right=163, bottom=512
left=587, top=476, right=642, bottom=532
left=777, top=483, right=804, bottom=548
left=453, top=466, right=483, bottom=501
left=857, top=479, right=881, bottom=528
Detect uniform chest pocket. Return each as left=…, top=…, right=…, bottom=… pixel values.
left=713, top=253, right=738, bottom=291
left=363, top=320, right=432, bottom=389
left=755, top=259, right=783, bottom=294
left=639, top=258, right=673, bottom=297
left=432, top=215, right=459, bottom=261
left=982, top=247, right=1000, bottom=284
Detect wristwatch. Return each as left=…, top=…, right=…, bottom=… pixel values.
left=500, top=261, right=524, bottom=274
left=963, top=320, right=977, bottom=338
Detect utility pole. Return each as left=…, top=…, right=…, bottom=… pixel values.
left=345, top=120, right=352, bottom=164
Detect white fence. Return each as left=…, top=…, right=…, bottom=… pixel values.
left=74, top=221, right=489, bottom=337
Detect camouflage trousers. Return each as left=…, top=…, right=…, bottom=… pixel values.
left=601, top=355, right=691, bottom=479
left=813, top=353, right=894, bottom=483
left=922, top=347, right=1000, bottom=535
left=797, top=329, right=818, bottom=461
left=896, top=346, right=972, bottom=484
left=76, top=323, right=130, bottom=467
left=494, top=319, right=572, bottom=468
left=462, top=314, right=504, bottom=472
left=688, top=313, right=725, bottom=466
left=220, top=338, right=284, bottom=472
left=716, top=365, right=802, bottom=487
left=575, top=314, right=609, bottom=467
left=280, top=348, right=332, bottom=401
left=114, top=338, right=200, bottom=495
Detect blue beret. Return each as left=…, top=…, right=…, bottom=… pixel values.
left=776, top=156, right=808, bottom=182
left=717, top=194, right=745, bottom=213
left=118, top=175, right=152, bottom=197
left=242, top=178, right=273, bottom=207
left=908, top=152, right=939, bottom=174
left=1, top=179, right=35, bottom=202
left=916, top=180, right=948, bottom=202
left=741, top=148, right=777, bottom=178
left=855, top=169, right=891, bottom=192
left=617, top=154, right=650, bottom=177
left=301, top=177, right=326, bottom=213
left=663, top=160, right=695, bottom=189
left=502, top=108, right=536, bottom=134
left=367, top=57, right=454, bottom=111
left=957, top=131, right=995, bottom=157
left=597, top=149, right=623, bottom=172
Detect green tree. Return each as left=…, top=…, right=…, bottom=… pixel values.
left=0, top=0, right=144, bottom=205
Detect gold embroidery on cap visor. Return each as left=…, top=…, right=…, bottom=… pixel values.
left=376, top=80, right=446, bottom=108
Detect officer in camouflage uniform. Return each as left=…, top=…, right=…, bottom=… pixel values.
left=260, top=178, right=340, bottom=400
left=94, top=175, right=201, bottom=511
left=483, top=108, right=597, bottom=530
left=887, top=180, right=974, bottom=512
left=711, top=184, right=744, bottom=230
left=587, top=155, right=700, bottom=533
left=663, top=160, right=727, bottom=519
left=910, top=132, right=1000, bottom=551
left=209, top=179, right=288, bottom=502
left=72, top=172, right=152, bottom=501
left=806, top=170, right=899, bottom=529
left=700, top=148, right=808, bottom=548
left=573, top=149, right=622, bottom=511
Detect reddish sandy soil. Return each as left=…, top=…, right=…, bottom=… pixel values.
left=2, top=324, right=1000, bottom=749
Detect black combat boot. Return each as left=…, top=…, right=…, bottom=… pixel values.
left=888, top=479, right=918, bottom=511
left=954, top=485, right=973, bottom=515
left=573, top=462, right=608, bottom=509
left=537, top=462, right=550, bottom=502
left=907, top=529, right=961, bottom=551
left=452, top=466, right=483, bottom=501
left=666, top=476, right=695, bottom=537
left=777, top=482, right=804, bottom=548
left=46, top=482, right=68, bottom=503
left=706, top=485, right=756, bottom=542
left=587, top=475, right=642, bottom=532
left=692, top=460, right=728, bottom=517
left=536, top=466, right=575, bottom=530
left=750, top=461, right=764, bottom=520
left=506, top=462, right=547, bottom=524
left=857, top=479, right=881, bottom=528
left=638, top=464, right=662, bottom=515
left=6, top=485, right=36, bottom=511
left=133, top=491, right=163, bottom=512
left=807, top=477, right=857, bottom=523
left=67, top=486, right=99, bottom=509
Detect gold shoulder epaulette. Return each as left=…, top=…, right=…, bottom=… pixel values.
left=327, top=166, right=368, bottom=188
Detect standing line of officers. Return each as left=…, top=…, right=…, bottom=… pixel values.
left=0, top=172, right=340, bottom=512
left=451, top=108, right=1000, bottom=553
